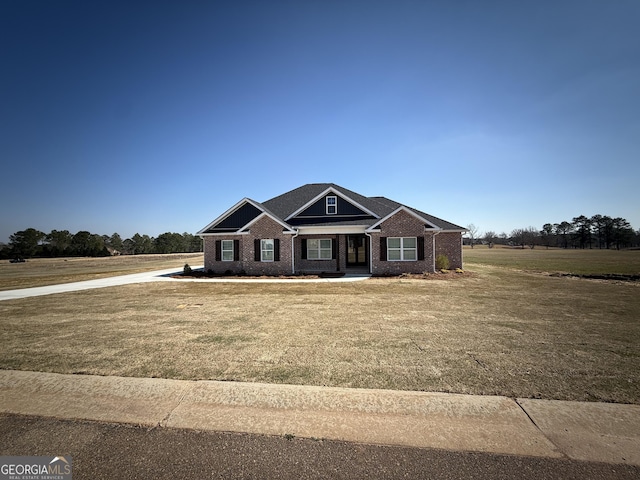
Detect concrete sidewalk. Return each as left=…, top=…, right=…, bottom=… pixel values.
left=1, top=370, right=638, bottom=466
left=0, top=266, right=370, bottom=301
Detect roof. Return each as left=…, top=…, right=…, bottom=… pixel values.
left=199, top=183, right=465, bottom=234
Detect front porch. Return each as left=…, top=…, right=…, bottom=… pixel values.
left=294, top=233, right=370, bottom=275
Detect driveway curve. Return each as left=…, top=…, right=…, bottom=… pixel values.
left=0, top=267, right=369, bottom=301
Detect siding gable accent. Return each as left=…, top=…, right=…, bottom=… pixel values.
left=198, top=198, right=264, bottom=234
left=296, top=195, right=371, bottom=218
left=285, top=187, right=380, bottom=222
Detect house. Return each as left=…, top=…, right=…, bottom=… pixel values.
left=197, top=183, right=466, bottom=276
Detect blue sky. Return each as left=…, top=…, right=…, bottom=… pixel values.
left=1, top=0, right=638, bottom=243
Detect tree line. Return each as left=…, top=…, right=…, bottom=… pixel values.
left=467, top=215, right=639, bottom=250
left=0, top=228, right=203, bottom=259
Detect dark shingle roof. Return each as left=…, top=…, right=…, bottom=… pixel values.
left=260, top=183, right=464, bottom=230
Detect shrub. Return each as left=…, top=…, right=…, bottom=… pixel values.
left=435, top=254, right=450, bottom=270
left=183, top=263, right=192, bottom=275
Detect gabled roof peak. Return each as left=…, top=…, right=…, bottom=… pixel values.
left=199, top=183, right=465, bottom=234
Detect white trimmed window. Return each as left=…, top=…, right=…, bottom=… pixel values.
left=221, top=240, right=234, bottom=261
left=326, top=196, right=337, bottom=214
left=307, top=239, right=332, bottom=260
left=261, top=239, right=274, bottom=262
left=387, top=237, right=417, bottom=261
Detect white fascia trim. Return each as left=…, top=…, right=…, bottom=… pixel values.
left=297, top=225, right=368, bottom=235
left=285, top=187, right=380, bottom=221
left=240, top=211, right=296, bottom=233
left=366, top=205, right=442, bottom=232
left=439, top=229, right=467, bottom=233
left=199, top=231, right=251, bottom=237
left=196, top=197, right=265, bottom=235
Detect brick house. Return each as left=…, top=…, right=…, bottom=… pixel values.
left=197, top=183, right=466, bottom=276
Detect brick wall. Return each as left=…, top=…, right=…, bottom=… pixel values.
left=203, top=215, right=293, bottom=275
left=202, top=209, right=463, bottom=276
left=295, top=234, right=340, bottom=273
left=435, top=232, right=463, bottom=269
left=247, top=215, right=293, bottom=275
left=370, top=209, right=436, bottom=275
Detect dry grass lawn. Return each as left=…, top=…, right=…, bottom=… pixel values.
left=464, top=245, right=640, bottom=275
left=1, top=250, right=638, bottom=404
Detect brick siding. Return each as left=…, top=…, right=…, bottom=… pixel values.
left=370, top=209, right=435, bottom=275
left=435, top=232, right=463, bottom=269
left=203, top=209, right=463, bottom=276
left=295, top=234, right=340, bottom=274
left=203, top=215, right=293, bottom=275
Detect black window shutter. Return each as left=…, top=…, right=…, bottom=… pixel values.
left=301, top=239, right=307, bottom=259
left=274, top=238, right=280, bottom=261
left=417, top=236, right=425, bottom=261
left=380, top=237, right=387, bottom=261
left=254, top=239, right=261, bottom=261
left=215, top=240, right=221, bottom=261
left=332, top=238, right=337, bottom=259
left=233, top=239, right=240, bottom=261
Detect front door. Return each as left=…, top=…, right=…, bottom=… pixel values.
left=347, top=235, right=367, bottom=267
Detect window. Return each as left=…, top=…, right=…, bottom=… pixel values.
left=307, top=238, right=332, bottom=260
left=326, top=196, right=337, bottom=214
left=261, top=239, right=274, bottom=262
left=387, top=237, right=417, bottom=261
left=221, top=240, right=234, bottom=261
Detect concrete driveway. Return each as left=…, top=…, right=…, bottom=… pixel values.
left=0, top=266, right=370, bottom=301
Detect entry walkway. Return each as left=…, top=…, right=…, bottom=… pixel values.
left=1, top=370, right=638, bottom=466
left=0, top=267, right=370, bottom=301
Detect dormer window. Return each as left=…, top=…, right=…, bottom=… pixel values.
left=326, top=196, right=337, bottom=215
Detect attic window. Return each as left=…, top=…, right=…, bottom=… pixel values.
left=326, top=196, right=337, bottom=215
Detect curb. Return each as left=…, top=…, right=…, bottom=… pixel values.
left=1, top=370, right=639, bottom=465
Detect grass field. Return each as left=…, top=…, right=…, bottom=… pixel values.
left=0, top=253, right=204, bottom=290
left=463, top=245, right=640, bottom=276
left=1, top=249, right=638, bottom=404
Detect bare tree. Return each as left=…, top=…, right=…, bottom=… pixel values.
left=522, top=227, right=539, bottom=249
left=483, top=231, right=497, bottom=248
left=510, top=228, right=525, bottom=248
left=466, top=224, right=479, bottom=248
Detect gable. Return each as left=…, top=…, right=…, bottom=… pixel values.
left=201, top=201, right=262, bottom=233
left=283, top=186, right=380, bottom=226
left=199, top=183, right=465, bottom=237
left=301, top=194, right=369, bottom=216
left=287, top=195, right=377, bottom=226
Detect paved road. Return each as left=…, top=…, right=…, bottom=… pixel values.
left=2, top=414, right=638, bottom=480
left=2, top=370, right=639, bottom=468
